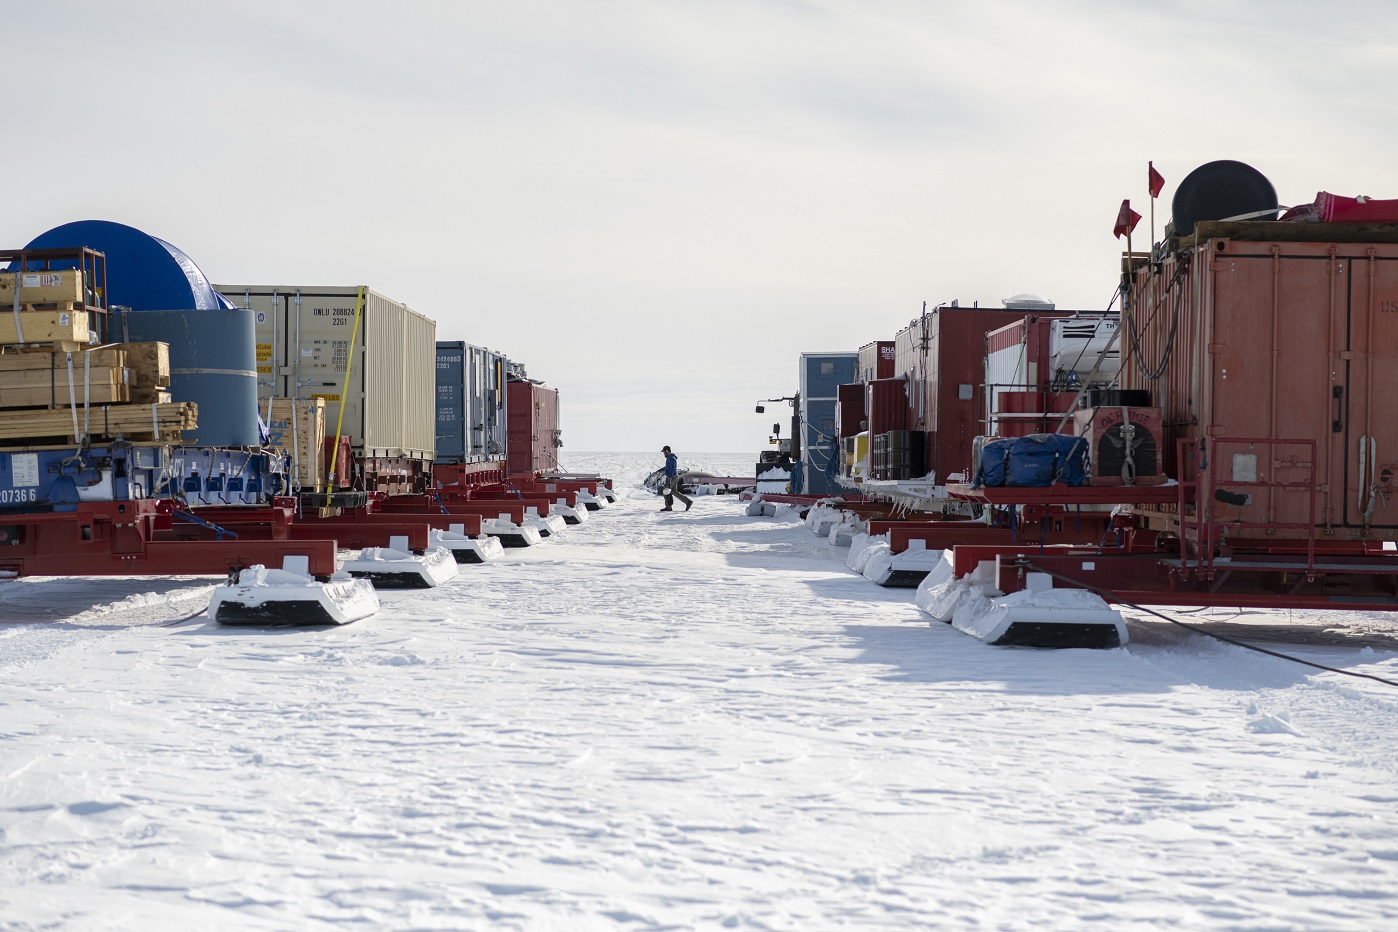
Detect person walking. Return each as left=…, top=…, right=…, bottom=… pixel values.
left=659, top=445, right=692, bottom=512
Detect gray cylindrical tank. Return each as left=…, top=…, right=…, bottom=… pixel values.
left=121, top=308, right=260, bottom=446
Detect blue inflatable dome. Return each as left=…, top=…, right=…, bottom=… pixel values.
left=22, top=219, right=234, bottom=311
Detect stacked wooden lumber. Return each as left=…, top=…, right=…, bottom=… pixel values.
left=0, top=401, right=197, bottom=444
left=0, top=341, right=193, bottom=444
left=0, top=343, right=171, bottom=405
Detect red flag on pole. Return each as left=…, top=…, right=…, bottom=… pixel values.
left=1113, top=199, right=1141, bottom=239
left=1148, top=161, right=1165, bottom=199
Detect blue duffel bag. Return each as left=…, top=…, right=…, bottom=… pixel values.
left=973, top=438, right=1012, bottom=488
left=1004, top=434, right=1088, bottom=487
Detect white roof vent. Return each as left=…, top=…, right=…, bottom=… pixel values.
left=1002, top=293, right=1056, bottom=310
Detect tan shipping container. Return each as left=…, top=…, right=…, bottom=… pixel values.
left=214, top=285, right=437, bottom=464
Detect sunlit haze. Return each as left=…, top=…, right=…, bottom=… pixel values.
left=9, top=1, right=1396, bottom=449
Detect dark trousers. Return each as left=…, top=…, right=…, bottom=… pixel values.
left=664, top=475, right=692, bottom=509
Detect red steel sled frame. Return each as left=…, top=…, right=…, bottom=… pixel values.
left=869, top=507, right=1116, bottom=555
left=167, top=493, right=494, bottom=551
left=0, top=500, right=338, bottom=579
left=163, top=503, right=432, bottom=552
left=937, top=435, right=1398, bottom=611
left=432, top=461, right=509, bottom=489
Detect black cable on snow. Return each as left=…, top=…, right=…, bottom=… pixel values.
left=1014, top=560, right=1398, bottom=690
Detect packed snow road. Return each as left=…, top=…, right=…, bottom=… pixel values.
left=3, top=452, right=1398, bottom=930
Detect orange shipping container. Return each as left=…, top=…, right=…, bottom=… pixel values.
left=1123, top=221, right=1398, bottom=539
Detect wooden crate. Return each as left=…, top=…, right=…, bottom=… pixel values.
left=121, top=342, right=171, bottom=398
left=264, top=397, right=326, bottom=491
left=0, top=309, right=89, bottom=344
left=0, top=269, right=84, bottom=306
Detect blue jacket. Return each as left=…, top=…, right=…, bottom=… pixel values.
left=664, top=453, right=678, bottom=477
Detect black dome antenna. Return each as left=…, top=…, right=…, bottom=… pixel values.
left=1171, top=160, right=1278, bottom=237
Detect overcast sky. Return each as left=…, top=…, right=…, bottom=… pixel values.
left=8, top=1, right=1398, bottom=452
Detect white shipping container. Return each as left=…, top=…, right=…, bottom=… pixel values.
left=215, top=284, right=437, bottom=462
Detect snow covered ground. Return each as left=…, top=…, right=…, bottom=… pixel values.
left=3, top=451, right=1398, bottom=930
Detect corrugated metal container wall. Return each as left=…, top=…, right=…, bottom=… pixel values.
left=836, top=383, right=866, bottom=438
left=931, top=310, right=1025, bottom=480
left=985, top=318, right=1028, bottom=437
left=857, top=341, right=896, bottom=382
left=535, top=385, right=560, bottom=473
left=799, top=353, right=858, bottom=401
left=868, top=378, right=909, bottom=437
left=471, top=347, right=509, bottom=459
left=435, top=342, right=468, bottom=462
left=1123, top=225, right=1398, bottom=538
left=893, top=308, right=1026, bottom=483
left=892, top=318, right=926, bottom=426
left=985, top=314, right=1087, bottom=437
left=215, top=285, right=437, bottom=463
left=506, top=381, right=562, bottom=476
left=801, top=398, right=841, bottom=494
left=798, top=353, right=858, bottom=495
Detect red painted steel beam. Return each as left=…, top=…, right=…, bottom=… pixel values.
left=758, top=494, right=833, bottom=506
left=886, top=522, right=1108, bottom=554
left=945, top=483, right=1181, bottom=506
left=939, top=544, right=1398, bottom=612
left=298, top=511, right=483, bottom=537
left=867, top=518, right=981, bottom=537
left=0, top=509, right=338, bottom=578
left=471, top=488, right=584, bottom=507
left=380, top=498, right=528, bottom=524
left=432, top=462, right=508, bottom=488
left=449, top=492, right=559, bottom=516
left=160, top=512, right=433, bottom=552
left=287, top=522, right=429, bottom=551
left=513, top=479, right=602, bottom=495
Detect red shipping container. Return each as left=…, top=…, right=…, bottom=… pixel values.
left=993, top=390, right=1078, bottom=438
left=858, top=340, right=896, bottom=382
left=836, top=383, right=866, bottom=438
left=507, top=380, right=562, bottom=477
left=1124, top=226, right=1398, bottom=539
left=867, top=378, right=909, bottom=438
left=894, top=307, right=1027, bottom=484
